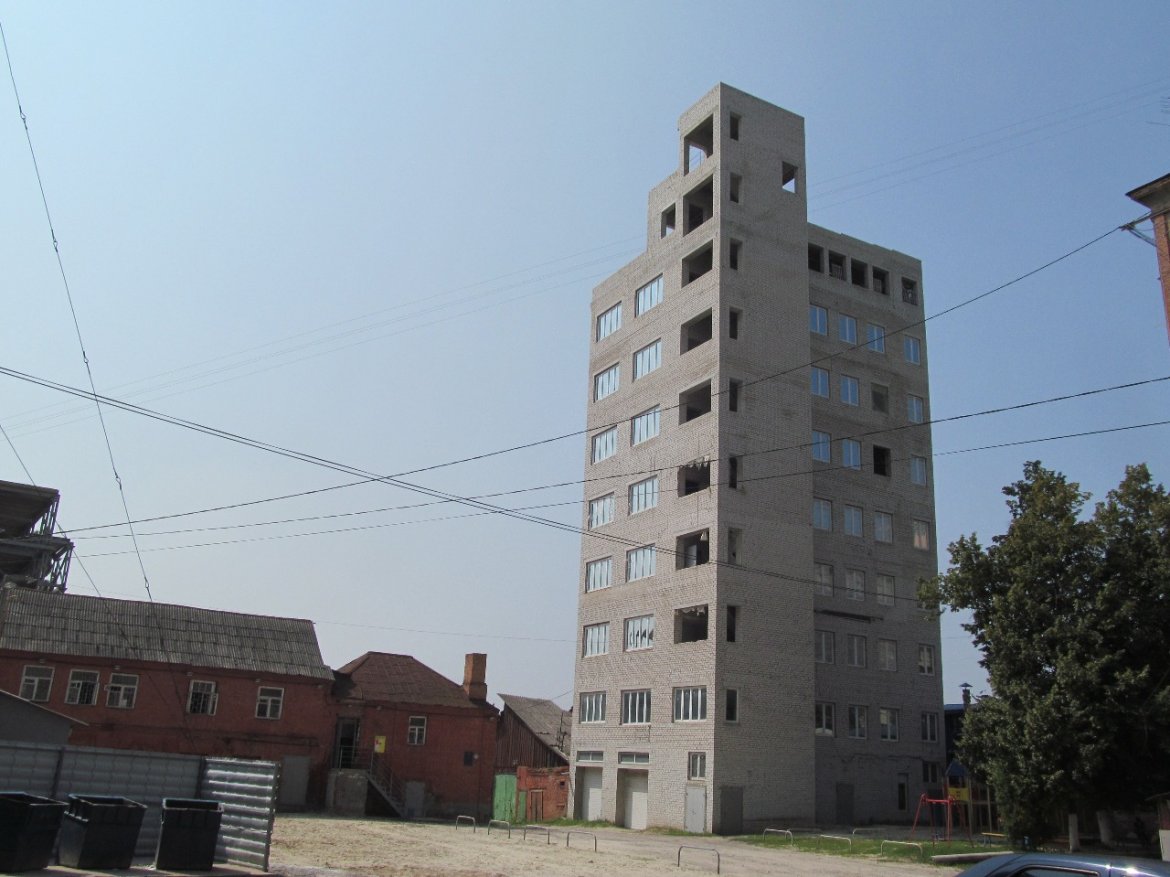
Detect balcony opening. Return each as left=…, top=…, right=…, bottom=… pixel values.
left=808, top=244, right=824, bottom=272
left=873, top=446, right=891, bottom=477
left=679, top=381, right=712, bottom=423
left=829, top=252, right=846, bottom=280
left=661, top=204, right=676, bottom=238
left=681, top=310, right=712, bottom=353
left=729, top=114, right=740, bottom=141
left=682, top=244, right=713, bottom=286
left=684, top=116, right=714, bottom=174
left=782, top=162, right=799, bottom=194
left=729, top=239, right=742, bottom=271
left=873, top=267, right=889, bottom=295
left=851, top=259, right=868, bottom=289
left=729, top=173, right=741, bottom=204
left=677, top=530, right=710, bottom=568
left=728, top=379, right=742, bottom=412
left=728, top=308, right=740, bottom=339
left=678, top=460, right=711, bottom=496
left=675, top=604, right=709, bottom=643
left=683, top=177, right=714, bottom=234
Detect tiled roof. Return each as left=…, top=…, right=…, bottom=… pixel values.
left=337, top=652, right=485, bottom=709
left=499, top=693, right=571, bottom=758
left=0, top=588, right=333, bottom=679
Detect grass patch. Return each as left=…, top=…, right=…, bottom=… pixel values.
left=543, top=817, right=614, bottom=829
left=737, top=833, right=1010, bottom=865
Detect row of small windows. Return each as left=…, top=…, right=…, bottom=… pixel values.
left=811, top=432, right=928, bottom=484
left=808, top=245, right=919, bottom=305
left=585, top=546, right=660, bottom=593
left=811, top=368, right=925, bottom=422
left=809, top=305, right=922, bottom=364
left=594, top=276, right=665, bottom=344
left=815, top=632, right=936, bottom=676
left=812, top=499, right=932, bottom=549
left=18, top=665, right=284, bottom=719
left=813, top=563, right=931, bottom=611
left=578, top=686, right=741, bottom=726
left=813, top=703, right=939, bottom=743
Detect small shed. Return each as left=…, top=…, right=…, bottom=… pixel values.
left=0, top=688, right=83, bottom=744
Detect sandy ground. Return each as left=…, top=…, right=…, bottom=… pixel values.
left=269, top=814, right=962, bottom=877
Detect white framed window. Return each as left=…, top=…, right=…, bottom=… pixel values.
left=579, top=691, right=606, bottom=723
left=621, top=689, right=651, bottom=724
left=596, top=302, right=622, bottom=341
left=624, top=614, right=655, bottom=651
left=631, top=407, right=660, bottom=444
left=256, top=686, right=283, bottom=719
left=913, top=519, right=931, bottom=551
left=591, top=426, right=617, bottom=463
left=879, top=708, right=900, bottom=741
left=814, top=562, right=834, bottom=596
left=635, top=276, right=663, bottom=315
left=812, top=430, right=831, bottom=463
left=910, top=456, right=928, bottom=486
left=65, top=670, right=99, bottom=706
left=813, top=498, right=833, bottom=531
left=845, top=568, right=865, bottom=601
left=921, top=712, right=939, bottom=742
left=846, top=634, right=867, bottom=667
left=838, top=314, right=857, bottom=344
left=577, top=750, right=603, bottom=762
left=918, top=644, right=936, bottom=675
left=585, top=557, right=612, bottom=592
left=866, top=324, right=885, bottom=352
left=583, top=623, right=610, bottom=657
left=633, top=339, right=662, bottom=379
left=811, top=367, right=830, bottom=398
left=107, top=673, right=138, bottom=709
left=594, top=363, right=620, bottom=401
left=688, top=752, right=707, bottom=779
left=626, top=545, right=656, bottom=581
left=19, top=666, right=52, bottom=702
left=628, top=476, right=659, bottom=514
left=878, top=639, right=898, bottom=672
left=408, top=715, right=427, bottom=745
left=673, top=686, right=707, bottom=721
left=848, top=705, right=867, bottom=738
left=876, top=574, right=896, bottom=607
left=842, top=439, right=861, bottom=470
left=618, top=751, right=649, bottom=764
left=815, top=630, right=835, bottom=664
left=874, top=511, right=893, bottom=543
left=588, top=494, right=614, bottom=529
left=841, top=375, right=860, bottom=406
left=907, top=394, right=925, bottom=423
left=187, top=680, right=218, bottom=715
left=815, top=702, right=835, bottom=736
left=843, top=505, right=863, bottom=537
left=809, top=304, right=828, bottom=335
left=904, top=336, right=921, bottom=364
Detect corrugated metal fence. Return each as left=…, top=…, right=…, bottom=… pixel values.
left=0, top=741, right=278, bottom=870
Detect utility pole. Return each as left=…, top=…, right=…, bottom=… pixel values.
left=1126, top=172, right=1170, bottom=346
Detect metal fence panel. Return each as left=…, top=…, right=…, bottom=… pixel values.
left=202, top=757, right=280, bottom=871
left=0, top=741, right=60, bottom=796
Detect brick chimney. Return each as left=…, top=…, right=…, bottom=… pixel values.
left=463, top=653, right=487, bottom=701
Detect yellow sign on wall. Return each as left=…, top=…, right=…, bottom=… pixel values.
left=374, top=735, right=386, bottom=754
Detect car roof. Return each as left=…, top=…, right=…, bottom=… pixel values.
left=961, top=852, right=1170, bottom=877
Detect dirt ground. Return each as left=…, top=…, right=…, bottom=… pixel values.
left=269, top=814, right=962, bottom=877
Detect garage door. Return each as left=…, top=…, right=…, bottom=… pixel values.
left=621, top=771, right=648, bottom=830
left=579, top=767, right=603, bottom=821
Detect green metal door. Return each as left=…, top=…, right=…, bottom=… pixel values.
left=493, top=773, right=516, bottom=822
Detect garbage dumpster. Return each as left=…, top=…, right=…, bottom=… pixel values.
left=0, top=792, right=67, bottom=872
left=155, top=798, right=223, bottom=871
left=57, top=794, right=146, bottom=869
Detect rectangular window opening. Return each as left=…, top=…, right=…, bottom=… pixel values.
left=256, top=686, right=283, bottom=720
left=728, top=378, right=742, bottom=412
left=631, top=407, right=660, bottom=445
left=729, top=239, right=742, bottom=271
left=682, top=244, right=714, bottom=286
left=633, top=339, right=662, bottom=380
left=596, top=302, right=622, bottom=342
left=828, top=251, right=845, bottom=280
left=673, top=686, right=708, bottom=722
left=781, top=162, right=798, bottom=194
left=725, top=689, right=739, bottom=722
left=726, top=604, right=738, bottom=641
left=873, top=267, right=889, bottom=295
left=624, top=614, right=655, bottom=651
left=674, top=604, right=709, bottom=643
left=677, top=529, right=710, bottom=569
left=620, top=690, right=651, bottom=725
left=681, top=310, right=713, bottom=353
left=726, top=528, right=742, bottom=566
left=728, top=307, right=740, bottom=339
left=688, top=752, right=707, bottom=779
left=808, top=244, right=824, bottom=272
left=729, top=173, right=741, bottom=204
left=683, top=177, right=714, bottom=233
left=872, top=383, right=889, bottom=413
left=727, top=455, right=740, bottom=489
left=729, top=114, right=740, bottom=141
left=679, top=381, right=712, bottom=423
left=660, top=204, right=676, bottom=238
left=684, top=116, right=714, bottom=174
left=873, top=446, right=891, bottom=477
left=902, top=278, right=919, bottom=305
left=635, top=276, right=664, bottom=315
left=678, top=460, right=711, bottom=496
left=851, top=259, right=868, bottom=288
left=20, top=666, right=53, bottom=702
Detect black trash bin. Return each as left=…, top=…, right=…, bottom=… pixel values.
left=155, top=798, right=223, bottom=871
left=0, top=792, right=67, bottom=872
left=57, top=794, right=146, bottom=869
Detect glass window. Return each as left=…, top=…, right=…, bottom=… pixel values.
left=911, top=456, right=928, bottom=486
left=814, top=562, right=834, bottom=596
left=626, top=545, right=656, bottom=581
left=631, top=406, right=661, bottom=445
left=585, top=557, right=612, bottom=593
left=812, top=430, right=831, bottom=463
left=841, top=375, right=859, bottom=406
left=878, top=639, right=898, bottom=672
left=596, top=302, right=622, bottom=341
left=874, top=511, right=893, bottom=543
left=408, top=715, right=427, bottom=745
left=809, top=304, right=828, bottom=335
left=583, top=623, right=609, bottom=656
left=907, top=394, right=925, bottom=423
left=876, top=574, right=896, bottom=607
left=577, top=750, right=603, bottom=762
left=591, top=427, right=617, bottom=463
left=19, top=666, right=52, bottom=702
left=846, top=634, right=866, bottom=667
left=904, top=336, right=921, bottom=364
left=813, top=498, right=833, bottom=531
left=594, top=364, right=620, bottom=401
left=588, top=494, right=614, bottom=529
left=688, top=752, right=707, bottom=779
left=811, top=367, right=830, bottom=398
left=633, top=339, right=662, bottom=379
left=880, top=708, right=900, bottom=741
left=107, top=673, right=138, bottom=709
left=635, top=276, right=664, bottom=315
left=621, top=689, right=651, bottom=724
left=815, top=630, right=835, bottom=663
left=628, top=476, right=659, bottom=514
left=579, top=691, right=606, bottom=723
left=618, top=751, right=650, bottom=764
left=866, top=324, right=885, bottom=352
left=913, top=519, right=931, bottom=551
left=673, top=686, right=707, bottom=721
left=815, top=702, right=835, bottom=736
left=848, top=705, right=867, bottom=739
left=65, top=670, right=99, bottom=706
left=844, top=505, right=863, bottom=537
left=187, top=680, right=218, bottom=715
left=256, top=686, right=283, bottom=719
left=838, top=314, right=857, bottom=344
left=624, top=615, right=655, bottom=651
left=918, top=644, right=936, bottom=675
left=842, top=439, right=861, bottom=470
left=845, top=568, right=865, bottom=601
left=921, top=712, right=939, bottom=742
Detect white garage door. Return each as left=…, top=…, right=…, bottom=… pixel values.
left=579, top=767, right=603, bottom=821
left=621, top=771, right=648, bottom=830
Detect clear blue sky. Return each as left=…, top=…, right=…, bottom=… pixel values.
left=2, top=2, right=1168, bottom=707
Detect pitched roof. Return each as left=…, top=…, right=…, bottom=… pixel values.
left=0, top=588, right=333, bottom=680
left=499, top=693, right=571, bottom=759
left=336, top=652, right=487, bottom=709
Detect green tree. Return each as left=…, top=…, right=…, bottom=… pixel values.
left=926, top=462, right=1170, bottom=841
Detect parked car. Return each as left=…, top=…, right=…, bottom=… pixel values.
left=960, top=851, right=1170, bottom=876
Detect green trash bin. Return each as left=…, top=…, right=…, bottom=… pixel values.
left=57, top=794, right=146, bottom=869
left=155, top=798, right=223, bottom=871
left=0, top=792, right=67, bottom=872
